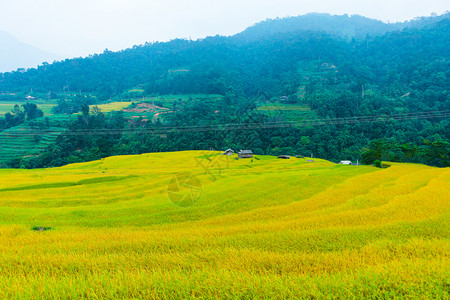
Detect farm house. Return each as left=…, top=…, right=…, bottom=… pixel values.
left=238, top=150, right=253, bottom=159
left=222, top=149, right=234, bottom=156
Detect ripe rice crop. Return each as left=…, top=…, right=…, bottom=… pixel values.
left=0, top=151, right=448, bottom=299
left=90, top=102, right=133, bottom=112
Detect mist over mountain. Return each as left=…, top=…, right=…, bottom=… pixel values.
left=234, top=12, right=450, bottom=41
left=0, top=30, right=60, bottom=73
left=1, top=12, right=448, bottom=98
left=235, top=13, right=400, bottom=41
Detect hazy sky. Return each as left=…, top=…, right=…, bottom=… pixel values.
left=0, top=0, right=448, bottom=58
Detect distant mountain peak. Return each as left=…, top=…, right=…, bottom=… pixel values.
left=0, top=30, right=60, bottom=73
left=234, top=12, right=450, bottom=41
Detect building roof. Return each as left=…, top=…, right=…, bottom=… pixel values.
left=225, top=149, right=234, bottom=152
left=239, top=150, right=253, bottom=154
left=340, top=160, right=352, bottom=164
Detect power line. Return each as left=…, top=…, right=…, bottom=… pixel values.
left=1, top=110, right=449, bottom=137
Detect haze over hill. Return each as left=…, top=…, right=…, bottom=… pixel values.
left=235, top=12, right=450, bottom=41
left=1, top=12, right=449, bottom=75
left=0, top=30, right=60, bottom=73
left=1, top=0, right=448, bottom=58
left=1, top=12, right=449, bottom=96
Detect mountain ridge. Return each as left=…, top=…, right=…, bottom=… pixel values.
left=0, top=30, right=60, bottom=73
left=1, top=12, right=449, bottom=76
left=1, top=13, right=449, bottom=99
left=234, top=12, right=450, bottom=42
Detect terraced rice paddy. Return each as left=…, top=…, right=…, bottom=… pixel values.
left=0, top=151, right=448, bottom=298
left=0, top=115, right=73, bottom=167
left=257, top=103, right=318, bottom=126
left=134, top=94, right=224, bottom=106
left=0, top=125, right=64, bottom=167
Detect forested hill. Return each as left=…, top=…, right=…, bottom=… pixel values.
left=1, top=13, right=449, bottom=100
left=0, top=13, right=449, bottom=169
left=234, top=13, right=399, bottom=41
left=235, top=12, right=450, bottom=41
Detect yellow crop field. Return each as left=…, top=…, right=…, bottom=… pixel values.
left=90, top=102, right=132, bottom=112
left=0, top=151, right=448, bottom=299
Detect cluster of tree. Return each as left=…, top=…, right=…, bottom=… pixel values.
left=51, top=95, right=97, bottom=114
left=362, top=137, right=449, bottom=167
left=8, top=94, right=449, bottom=169
left=0, top=103, right=44, bottom=131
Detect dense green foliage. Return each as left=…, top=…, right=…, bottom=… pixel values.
left=0, top=103, right=44, bottom=130
left=0, top=13, right=449, bottom=168
left=7, top=95, right=449, bottom=169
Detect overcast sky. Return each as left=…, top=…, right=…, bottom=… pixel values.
left=0, top=0, right=448, bottom=58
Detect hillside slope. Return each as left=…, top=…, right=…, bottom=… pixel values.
left=1, top=13, right=449, bottom=98
left=235, top=12, right=450, bottom=41
left=0, top=124, right=63, bottom=167
left=234, top=13, right=400, bottom=41
left=0, top=151, right=448, bottom=298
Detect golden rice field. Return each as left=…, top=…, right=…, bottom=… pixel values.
left=90, top=102, right=133, bottom=113
left=0, top=151, right=448, bottom=299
